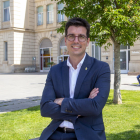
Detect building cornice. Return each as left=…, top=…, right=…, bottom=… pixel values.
left=35, top=0, right=60, bottom=2
left=35, top=27, right=59, bottom=33
left=0, top=27, right=35, bottom=33
left=0, top=26, right=63, bottom=34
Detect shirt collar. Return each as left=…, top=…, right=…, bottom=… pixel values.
left=67, top=53, right=86, bottom=69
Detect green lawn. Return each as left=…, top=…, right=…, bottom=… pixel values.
left=132, top=83, right=139, bottom=85
left=0, top=106, right=51, bottom=140
left=104, top=90, right=140, bottom=140
left=0, top=90, right=140, bottom=140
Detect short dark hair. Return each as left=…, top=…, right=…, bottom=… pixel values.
left=65, top=17, right=90, bottom=38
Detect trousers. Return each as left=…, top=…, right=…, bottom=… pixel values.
left=47, top=130, right=77, bottom=140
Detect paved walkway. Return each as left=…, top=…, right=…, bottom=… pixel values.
left=0, top=73, right=140, bottom=114
left=0, top=72, right=47, bottom=114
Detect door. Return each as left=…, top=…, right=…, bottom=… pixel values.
left=120, top=50, right=127, bottom=73
left=40, top=48, right=51, bottom=72
left=113, top=44, right=130, bottom=74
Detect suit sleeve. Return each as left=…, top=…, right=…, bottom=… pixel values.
left=40, top=68, right=77, bottom=123
left=61, top=63, right=110, bottom=117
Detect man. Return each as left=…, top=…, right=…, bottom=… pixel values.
left=137, top=74, right=140, bottom=85
left=40, top=17, right=110, bottom=140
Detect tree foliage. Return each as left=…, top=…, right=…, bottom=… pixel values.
left=56, top=0, right=140, bottom=47
left=55, top=0, right=140, bottom=104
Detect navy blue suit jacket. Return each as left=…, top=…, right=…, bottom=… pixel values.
left=40, top=54, right=110, bottom=140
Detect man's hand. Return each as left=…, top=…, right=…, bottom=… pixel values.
left=88, top=88, right=99, bottom=99
left=54, top=98, right=64, bottom=105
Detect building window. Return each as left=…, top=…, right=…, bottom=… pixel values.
left=119, top=44, right=130, bottom=73
left=47, top=4, right=53, bottom=24
left=57, top=3, right=64, bottom=22
left=120, top=44, right=130, bottom=50
left=37, top=6, right=43, bottom=25
left=92, top=41, right=101, bottom=60
left=3, top=1, right=10, bottom=22
left=60, top=37, right=68, bottom=55
left=60, top=46, right=68, bottom=56
left=40, top=48, right=52, bottom=71
left=4, top=42, right=8, bottom=61
left=40, top=38, right=53, bottom=71
left=57, top=37, right=69, bottom=63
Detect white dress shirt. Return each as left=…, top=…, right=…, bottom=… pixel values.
left=59, top=53, right=86, bottom=129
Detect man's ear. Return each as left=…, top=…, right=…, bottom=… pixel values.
left=87, top=38, right=90, bottom=46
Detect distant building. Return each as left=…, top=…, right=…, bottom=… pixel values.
left=0, top=0, right=140, bottom=74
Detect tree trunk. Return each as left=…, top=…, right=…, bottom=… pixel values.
left=113, top=42, right=122, bottom=104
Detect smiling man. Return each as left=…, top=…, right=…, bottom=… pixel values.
left=65, top=25, right=90, bottom=63
left=40, top=17, right=110, bottom=140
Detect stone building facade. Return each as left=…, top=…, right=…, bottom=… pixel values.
left=0, top=0, right=140, bottom=74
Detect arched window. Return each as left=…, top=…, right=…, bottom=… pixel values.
left=40, top=38, right=52, bottom=71
left=60, top=37, right=68, bottom=55
left=58, top=37, right=69, bottom=63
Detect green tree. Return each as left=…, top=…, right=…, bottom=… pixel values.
left=55, top=0, right=140, bottom=104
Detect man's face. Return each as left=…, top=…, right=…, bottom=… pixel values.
left=65, top=26, right=90, bottom=58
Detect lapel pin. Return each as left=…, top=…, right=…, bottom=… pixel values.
left=85, top=67, right=88, bottom=70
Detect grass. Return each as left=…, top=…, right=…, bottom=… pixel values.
left=0, top=90, right=140, bottom=140
left=104, top=90, right=140, bottom=140
left=0, top=106, right=51, bottom=140
left=132, top=83, right=139, bottom=85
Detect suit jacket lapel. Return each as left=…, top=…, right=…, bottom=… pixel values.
left=62, top=61, right=70, bottom=98
left=74, top=54, right=93, bottom=99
